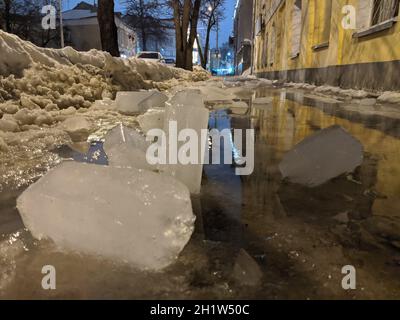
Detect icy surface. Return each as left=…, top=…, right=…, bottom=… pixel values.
left=103, top=124, right=154, bottom=170
left=17, top=161, right=195, bottom=270
left=162, top=97, right=210, bottom=194
left=197, top=86, right=236, bottom=102
left=137, top=109, right=165, bottom=135
left=279, top=125, right=364, bottom=187
left=168, top=89, right=204, bottom=108
left=115, top=91, right=168, bottom=115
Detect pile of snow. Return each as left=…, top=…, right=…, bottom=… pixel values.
left=0, top=30, right=208, bottom=124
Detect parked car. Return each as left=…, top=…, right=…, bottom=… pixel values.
left=136, top=51, right=165, bottom=63
left=164, top=58, right=176, bottom=66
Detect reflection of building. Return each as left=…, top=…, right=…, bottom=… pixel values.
left=233, top=0, right=254, bottom=75
left=62, top=1, right=137, bottom=57
left=253, top=0, right=400, bottom=91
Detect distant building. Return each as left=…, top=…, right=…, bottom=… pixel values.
left=233, top=0, right=254, bottom=75
left=62, top=1, right=137, bottom=57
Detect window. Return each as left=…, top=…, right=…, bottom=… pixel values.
left=371, top=0, right=399, bottom=25
left=291, top=0, right=302, bottom=58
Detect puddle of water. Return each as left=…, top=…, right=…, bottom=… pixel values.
left=1, top=88, right=400, bottom=299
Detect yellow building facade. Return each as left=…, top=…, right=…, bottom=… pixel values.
left=253, top=0, right=400, bottom=91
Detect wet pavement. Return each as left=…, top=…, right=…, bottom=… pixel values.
left=1, top=85, right=400, bottom=299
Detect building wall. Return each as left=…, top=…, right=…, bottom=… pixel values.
left=253, top=0, right=400, bottom=91
left=64, top=16, right=137, bottom=57
left=234, top=0, right=254, bottom=74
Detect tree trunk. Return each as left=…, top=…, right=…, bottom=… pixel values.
left=4, top=0, right=12, bottom=32
left=172, top=0, right=201, bottom=71
left=141, top=28, right=147, bottom=51
left=97, top=0, right=120, bottom=57
left=196, top=35, right=205, bottom=68
left=203, top=23, right=213, bottom=69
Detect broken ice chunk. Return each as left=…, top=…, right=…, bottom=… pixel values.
left=137, top=108, right=165, bottom=135
left=198, top=86, right=236, bottom=102
left=168, top=89, right=204, bottom=108
left=62, top=116, right=91, bottom=142
left=161, top=99, right=209, bottom=194
left=279, top=125, right=363, bottom=187
left=17, top=162, right=195, bottom=270
left=116, top=91, right=168, bottom=115
left=103, top=124, right=154, bottom=170
left=139, top=91, right=168, bottom=110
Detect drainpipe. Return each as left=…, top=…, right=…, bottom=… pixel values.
left=250, top=0, right=256, bottom=76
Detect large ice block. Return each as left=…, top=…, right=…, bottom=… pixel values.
left=279, top=125, right=364, bottom=187
left=168, top=89, right=204, bottom=108
left=17, top=162, right=195, bottom=270
left=103, top=124, right=154, bottom=170
left=137, top=108, right=165, bottom=136
left=116, top=91, right=168, bottom=115
left=161, top=97, right=210, bottom=194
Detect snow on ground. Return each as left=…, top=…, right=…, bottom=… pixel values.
left=0, top=31, right=209, bottom=186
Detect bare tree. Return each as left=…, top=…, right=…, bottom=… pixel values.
left=97, top=0, right=120, bottom=57
left=124, top=0, right=169, bottom=51
left=199, top=0, right=225, bottom=69
left=3, top=0, right=12, bottom=32
left=170, top=0, right=202, bottom=71
left=0, top=0, right=61, bottom=47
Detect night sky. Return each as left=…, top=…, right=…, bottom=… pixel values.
left=63, top=0, right=237, bottom=48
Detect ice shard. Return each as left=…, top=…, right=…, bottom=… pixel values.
left=17, top=161, right=195, bottom=270
left=103, top=124, right=154, bottom=170
left=137, top=109, right=165, bottom=136
left=168, top=89, right=204, bottom=108
left=161, top=96, right=210, bottom=194
left=279, top=125, right=364, bottom=187
left=62, top=116, right=91, bottom=142
left=116, top=90, right=168, bottom=115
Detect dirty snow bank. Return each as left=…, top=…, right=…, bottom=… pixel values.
left=284, top=81, right=400, bottom=106
left=0, top=30, right=209, bottom=107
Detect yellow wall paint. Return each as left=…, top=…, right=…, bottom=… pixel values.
left=254, top=0, right=400, bottom=73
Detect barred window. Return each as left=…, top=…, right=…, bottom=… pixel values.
left=371, top=0, right=400, bottom=25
